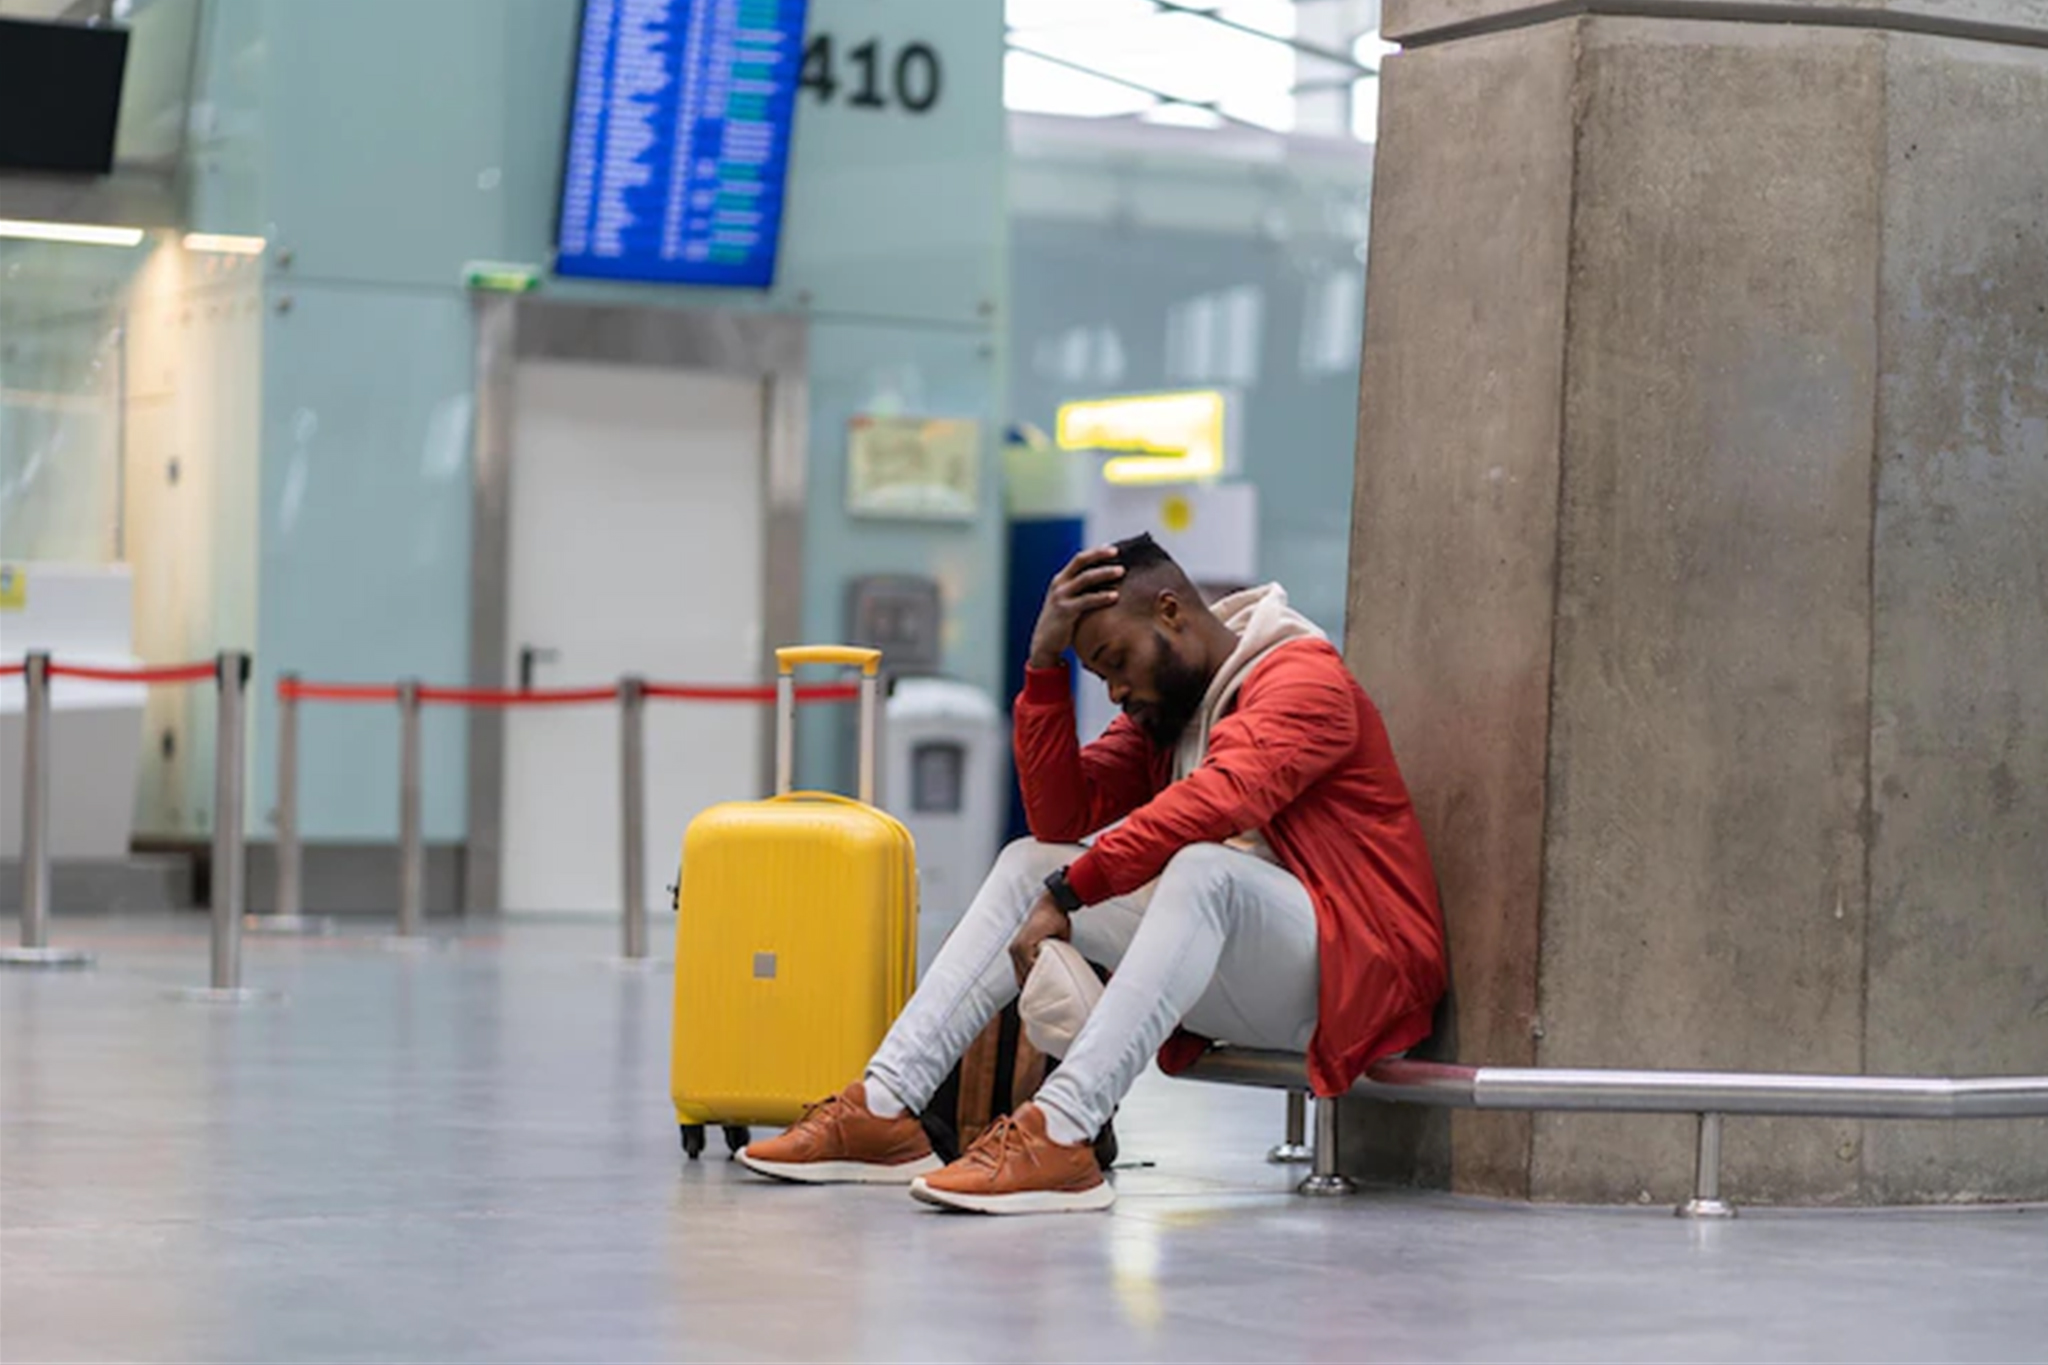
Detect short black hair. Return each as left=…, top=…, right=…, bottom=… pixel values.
left=1109, top=532, right=1177, bottom=574
left=1108, top=532, right=1199, bottom=611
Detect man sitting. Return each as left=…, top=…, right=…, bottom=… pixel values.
left=741, top=533, right=1447, bottom=1213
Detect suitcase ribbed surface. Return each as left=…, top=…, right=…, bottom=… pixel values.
left=670, top=794, right=917, bottom=1126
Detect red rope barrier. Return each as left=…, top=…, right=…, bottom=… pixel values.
left=419, top=684, right=620, bottom=707
left=48, top=661, right=217, bottom=685
left=277, top=678, right=863, bottom=707
left=280, top=680, right=400, bottom=704
left=11, top=663, right=862, bottom=705
left=644, top=682, right=859, bottom=703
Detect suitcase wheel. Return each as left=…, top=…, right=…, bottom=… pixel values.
left=680, top=1124, right=707, bottom=1160
left=722, top=1125, right=752, bottom=1158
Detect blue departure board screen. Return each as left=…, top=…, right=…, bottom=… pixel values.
left=555, top=0, right=808, bottom=288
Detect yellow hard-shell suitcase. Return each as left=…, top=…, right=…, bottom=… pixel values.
left=670, top=646, right=917, bottom=1159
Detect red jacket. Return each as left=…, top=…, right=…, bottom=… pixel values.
left=1013, top=640, right=1446, bottom=1096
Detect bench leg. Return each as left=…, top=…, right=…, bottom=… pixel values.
left=1676, top=1112, right=1736, bottom=1219
left=1267, top=1091, right=1313, bottom=1164
left=1297, top=1096, right=1358, bottom=1196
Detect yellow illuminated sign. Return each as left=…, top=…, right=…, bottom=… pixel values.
left=183, top=233, right=267, bottom=256
left=1055, top=390, right=1227, bottom=485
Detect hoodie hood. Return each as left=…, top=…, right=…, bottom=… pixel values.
left=1171, top=582, right=1326, bottom=782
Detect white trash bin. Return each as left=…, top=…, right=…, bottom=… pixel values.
left=882, top=678, right=1005, bottom=978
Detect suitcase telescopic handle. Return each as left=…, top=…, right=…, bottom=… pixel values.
left=773, top=645, right=883, bottom=804
left=776, top=646, right=881, bottom=676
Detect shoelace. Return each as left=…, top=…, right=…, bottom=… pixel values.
left=794, top=1093, right=847, bottom=1136
left=961, top=1113, right=1032, bottom=1173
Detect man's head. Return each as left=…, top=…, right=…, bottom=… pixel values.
left=1071, top=533, right=1233, bottom=747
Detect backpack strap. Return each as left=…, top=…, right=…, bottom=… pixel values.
left=956, top=1015, right=1002, bottom=1149
left=1012, top=1029, right=1047, bottom=1106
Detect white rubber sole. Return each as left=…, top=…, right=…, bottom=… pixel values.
left=908, top=1176, right=1116, bottom=1215
left=738, top=1151, right=943, bottom=1186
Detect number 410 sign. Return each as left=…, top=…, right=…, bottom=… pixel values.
left=800, top=33, right=943, bottom=114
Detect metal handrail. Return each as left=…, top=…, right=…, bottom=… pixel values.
left=1181, top=1047, right=2048, bottom=1215
left=1186, top=1048, right=2048, bottom=1120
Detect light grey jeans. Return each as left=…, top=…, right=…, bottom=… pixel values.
left=866, top=837, right=1321, bottom=1140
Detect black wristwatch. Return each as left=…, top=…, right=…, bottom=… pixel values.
left=1043, top=866, right=1084, bottom=914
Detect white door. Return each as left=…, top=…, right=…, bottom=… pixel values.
left=502, top=359, right=766, bottom=912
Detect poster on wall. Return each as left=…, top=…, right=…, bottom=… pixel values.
left=846, top=415, right=981, bottom=521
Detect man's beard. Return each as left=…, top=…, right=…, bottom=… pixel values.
left=1125, top=634, right=1208, bottom=747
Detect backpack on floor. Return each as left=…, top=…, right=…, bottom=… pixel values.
left=919, top=1002, right=1120, bottom=1170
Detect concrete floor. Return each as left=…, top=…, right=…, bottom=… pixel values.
left=4, top=915, right=2044, bottom=1364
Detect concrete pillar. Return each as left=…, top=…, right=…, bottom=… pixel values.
left=1345, top=0, right=2048, bottom=1204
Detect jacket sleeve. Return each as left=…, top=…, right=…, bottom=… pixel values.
left=1012, top=663, right=1159, bottom=844
left=1064, top=650, right=1359, bottom=905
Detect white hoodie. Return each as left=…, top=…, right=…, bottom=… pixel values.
left=1171, top=583, right=1328, bottom=860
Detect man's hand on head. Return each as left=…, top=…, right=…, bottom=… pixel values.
left=1008, top=891, right=1073, bottom=988
left=1027, top=547, right=1125, bottom=670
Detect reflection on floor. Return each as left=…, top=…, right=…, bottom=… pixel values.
left=3, top=915, right=2043, bottom=1363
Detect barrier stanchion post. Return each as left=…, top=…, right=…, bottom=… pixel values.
left=396, top=679, right=425, bottom=939
left=619, top=676, right=649, bottom=962
left=277, top=674, right=300, bottom=919
left=211, top=651, right=249, bottom=987
left=2, top=653, right=91, bottom=968
left=18, top=652, right=50, bottom=946
left=174, top=651, right=274, bottom=1002
left=248, top=672, right=318, bottom=935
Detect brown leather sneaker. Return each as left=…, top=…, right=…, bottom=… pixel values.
left=738, top=1082, right=941, bottom=1185
left=910, top=1103, right=1114, bottom=1214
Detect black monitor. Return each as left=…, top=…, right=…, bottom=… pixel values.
left=0, top=18, right=130, bottom=176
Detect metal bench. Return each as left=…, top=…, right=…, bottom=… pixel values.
left=1180, top=1047, right=2048, bottom=1216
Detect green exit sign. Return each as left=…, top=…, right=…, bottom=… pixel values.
left=462, top=260, right=541, bottom=293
